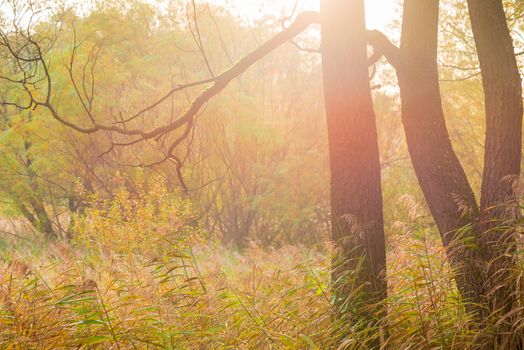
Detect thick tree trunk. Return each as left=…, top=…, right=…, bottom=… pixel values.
left=320, top=0, right=386, bottom=345
left=468, top=1, right=523, bottom=214
left=467, top=0, right=523, bottom=347
left=395, top=0, right=484, bottom=314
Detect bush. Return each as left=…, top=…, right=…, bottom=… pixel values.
left=73, top=175, right=204, bottom=257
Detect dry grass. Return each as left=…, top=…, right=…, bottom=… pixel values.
left=0, top=242, right=333, bottom=349
left=0, top=188, right=519, bottom=349
left=0, top=238, right=474, bottom=348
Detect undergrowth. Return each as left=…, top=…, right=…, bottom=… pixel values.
left=0, top=189, right=513, bottom=349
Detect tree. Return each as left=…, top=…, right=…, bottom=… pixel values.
left=368, top=0, right=523, bottom=345
left=368, top=0, right=483, bottom=314
left=2, top=0, right=521, bottom=346
left=467, top=0, right=523, bottom=346
left=320, top=0, right=386, bottom=344
left=0, top=1, right=389, bottom=345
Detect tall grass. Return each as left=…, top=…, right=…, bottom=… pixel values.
left=0, top=188, right=520, bottom=349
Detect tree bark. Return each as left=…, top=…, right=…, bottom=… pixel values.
left=369, top=0, right=523, bottom=345
left=468, top=0, right=523, bottom=215
left=467, top=0, right=523, bottom=346
left=394, top=0, right=484, bottom=314
left=30, top=197, right=55, bottom=240
left=321, top=0, right=387, bottom=345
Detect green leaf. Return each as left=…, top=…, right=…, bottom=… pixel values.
left=79, top=335, right=111, bottom=345
left=299, top=334, right=319, bottom=349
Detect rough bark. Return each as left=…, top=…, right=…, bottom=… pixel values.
left=321, top=0, right=386, bottom=345
left=467, top=0, right=523, bottom=347
left=468, top=0, right=523, bottom=215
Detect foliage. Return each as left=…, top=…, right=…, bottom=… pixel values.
left=73, top=174, right=204, bottom=255
left=0, top=0, right=332, bottom=246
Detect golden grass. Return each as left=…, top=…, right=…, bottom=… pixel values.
left=0, top=187, right=508, bottom=349
left=0, top=237, right=476, bottom=348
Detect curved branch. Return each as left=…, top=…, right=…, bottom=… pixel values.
left=8, top=11, right=320, bottom=142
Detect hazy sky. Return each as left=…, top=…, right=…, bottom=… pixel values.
left=0, top=0, right=401, bottom=33
left=212, top=0, right=401, bottom=31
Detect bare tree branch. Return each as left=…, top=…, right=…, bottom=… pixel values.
left=1, top=11, right=320, bottom=145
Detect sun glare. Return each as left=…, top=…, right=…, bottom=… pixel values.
left=216, top=0, right=400, bottom=31
left=365, top=0, right=400, bottom=30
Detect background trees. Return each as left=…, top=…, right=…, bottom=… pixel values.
left=0, top=3, right=329, bottom=246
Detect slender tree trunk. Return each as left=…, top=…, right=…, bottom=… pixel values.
left=467, top=0, right=523, bottom=346
left=30, top=197, right=55, bottom=240
left=321, top=0, right=386, bottom=345
left=394, top=0, right=484, bottom=314
left=15, top=196, right=55, bottom=240
left=24, top=133, right=57, bottom=240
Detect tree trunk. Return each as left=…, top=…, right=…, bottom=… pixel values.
left=320, top=0, right=386, bottom=345
left=30, top=197, right=56, bottom=240
left=24, top=132, right=57, bottom=240
left=467, top=0, right=523, bottom=346
left=395, top=0, right=484, bottom=315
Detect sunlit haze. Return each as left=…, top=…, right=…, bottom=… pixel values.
left=0, top=0, right=400, bottom=33
left=1, top=0, right=521, bottom=348
left=213, top=0, right=400, bottom=31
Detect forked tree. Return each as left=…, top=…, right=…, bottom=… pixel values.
left=368, top=0, right=523, bottom=346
